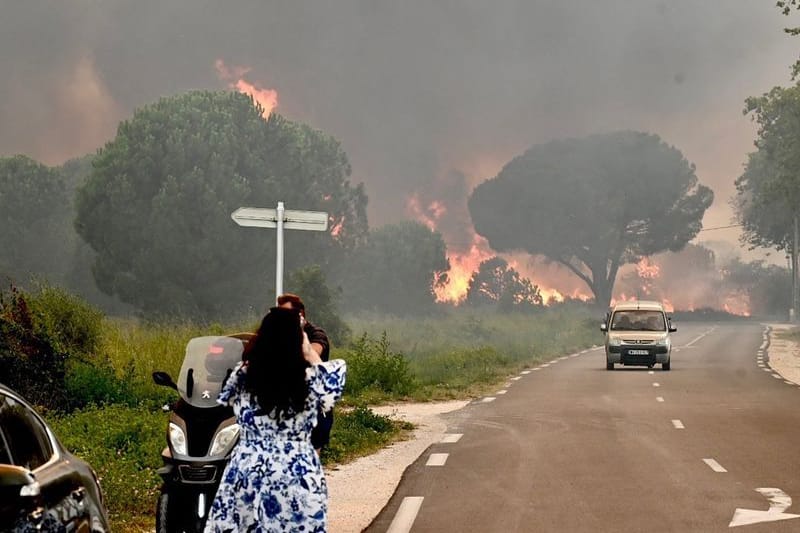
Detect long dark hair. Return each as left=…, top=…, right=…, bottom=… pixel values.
left=243, top=306, right=309, bottom=418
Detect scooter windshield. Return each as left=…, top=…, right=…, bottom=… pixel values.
left=177, top=336, right=245, bottom=408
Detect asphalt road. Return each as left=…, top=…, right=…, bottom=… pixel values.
left=364, top=322, right=800, bottom=533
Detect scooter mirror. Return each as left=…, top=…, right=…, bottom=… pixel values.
left=152, top=371, right=178, bottom=390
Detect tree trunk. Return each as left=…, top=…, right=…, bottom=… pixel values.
left=592, top=279, right=613, bottom=312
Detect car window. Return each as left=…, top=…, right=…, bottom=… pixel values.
left=610, top=310, right=666, bottom=331
left=0, top=393, right=53, bottom=470
left=0, top=428, right=11, bottom=465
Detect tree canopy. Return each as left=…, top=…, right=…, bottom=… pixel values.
left=0, top=155, right=73, bottom=286
left=468, top=131, right=713, bottom=309
left=336, top=221, right=449, bottom=315
left=465, top=257, right=542, bottom=311
left=75, top=90, right=367, bottom=319
left=733, top=150, right=793, bottom=253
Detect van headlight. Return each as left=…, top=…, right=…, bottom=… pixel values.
left=608, top=338, right=622, bottom=347
left=209, top=424, right=240, bottom=457
left=655, top=338, right=670, bottom=347
left=168, top=422, right=187, bottom=456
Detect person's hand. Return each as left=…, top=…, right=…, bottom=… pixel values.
left=302, top=330, right=323, bottom=365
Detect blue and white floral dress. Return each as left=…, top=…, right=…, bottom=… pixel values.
left=204, top=359, right=346, bottom=533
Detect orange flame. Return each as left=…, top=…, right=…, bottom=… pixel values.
left=215, top=60, right=278, bottom=118
left=435, top=236, right=495, bottom=303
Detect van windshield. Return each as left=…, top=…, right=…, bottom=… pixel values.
left=610, top=310, right=666, bottom=331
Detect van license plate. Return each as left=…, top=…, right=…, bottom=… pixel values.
left=628, top=349, right=649, bottom=355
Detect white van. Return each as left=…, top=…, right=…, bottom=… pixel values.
left=600, top=300, right=676, bottom=371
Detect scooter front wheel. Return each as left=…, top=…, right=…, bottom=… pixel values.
left=156, top=487, right=211, bottom=533
left=156, top=488, right=195, bottom=533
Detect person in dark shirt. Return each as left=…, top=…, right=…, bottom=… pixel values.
left=277, top=293, right=333, bottom=454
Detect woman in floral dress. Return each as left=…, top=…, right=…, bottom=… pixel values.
left=204, top=306, right=346, bottom=532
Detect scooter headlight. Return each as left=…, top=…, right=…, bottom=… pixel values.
left=209, top=424, right=240, bottom=457
left=168, top=422, right=187, bottom=456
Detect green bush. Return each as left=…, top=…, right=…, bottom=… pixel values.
left=321, top=406, right=412, bottom=465
left=66, top=360, right=138, bottom=407
left=340, top=332, right=416, bottom=398
left=49, top=404, right=166, bottom=527
left=0, top=283, right=103, bottom=410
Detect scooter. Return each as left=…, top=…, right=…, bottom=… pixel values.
left=152, top=333, right=253, bottom=533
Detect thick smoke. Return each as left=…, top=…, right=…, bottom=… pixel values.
left=1, top=0, right=796, bottom=257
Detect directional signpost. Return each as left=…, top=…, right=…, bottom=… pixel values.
left=231, top=202, right=328, bottom=303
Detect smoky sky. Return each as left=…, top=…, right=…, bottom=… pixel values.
left=1, top=0, right=798, bottom=254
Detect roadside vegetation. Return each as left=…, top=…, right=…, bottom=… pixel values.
left=1, top=283, right=598, bottom=531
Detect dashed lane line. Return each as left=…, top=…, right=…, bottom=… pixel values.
left=440, top=434, right=462, bottom=444
left=386, top=497, right=424, bottom=533
left=703, top=458, right=727, bottom=473
left=426, top=453, right=449, bottom=466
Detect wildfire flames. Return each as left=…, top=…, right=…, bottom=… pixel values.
left=215, top=60, right=278, bottom=118
left=210, top=62, right=751, bottom=317
left=408, top=184, right=751, bottom=316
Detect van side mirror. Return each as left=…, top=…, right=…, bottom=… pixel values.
left=669, top=325, right=677, bottom=332
left=599, top=323, right=608, bottom=332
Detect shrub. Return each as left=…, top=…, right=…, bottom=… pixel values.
left=49, top=404, right=166, bottom=527
left=321, top=406, right=411, bottom=465
left=66, top=360, right=138, bottom=407
left=0, top=282, right=113, bottom=411
left=340, top=332, right=416, bottom=398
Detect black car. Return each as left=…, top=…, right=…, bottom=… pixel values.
left=0, top=383, right=109, bottom=532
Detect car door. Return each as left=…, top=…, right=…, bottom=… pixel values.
left=0, top=391, right=93, bottom=532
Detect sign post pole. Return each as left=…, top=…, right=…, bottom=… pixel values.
left=276, top=201, right=285, bottom=298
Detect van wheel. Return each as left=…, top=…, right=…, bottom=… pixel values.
left=606, top=361, right=614, bottom=370
left=662, top=361, right=671, bottom=371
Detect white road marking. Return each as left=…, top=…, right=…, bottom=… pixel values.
left=521, top=370, right=531, bottom=374
left=541, top=363, right=551, bottom=368
left=653, top=382, right=661, bottom=387
left=481, top=397, right=496, bottom=403
left=386, top=496, right=424, bottom=533
left=773, top=374, right=783, bottom=379
left=533, top=367, right=542, bottom=371
left=684, top=327, right=716, bottom=348
left=511, top=376, right=522, bottom=381
left=763, top=368, right=773, bottom=372
left=729, top=488, right=800, bottom=527
left=495, top=390, right=507, bottom=395
left=426, top=453, right=449, bottom=466
left=672, top=419, right=684, bottom=429
left=785, top=381, right=795, bottom=385
left=656, top=397, right=665, bottom=402
left=703, top=458, right=727, bottom=472
left=648, top=370, right=655, bottom=375
left=440, top=433, right=462, bottom=443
